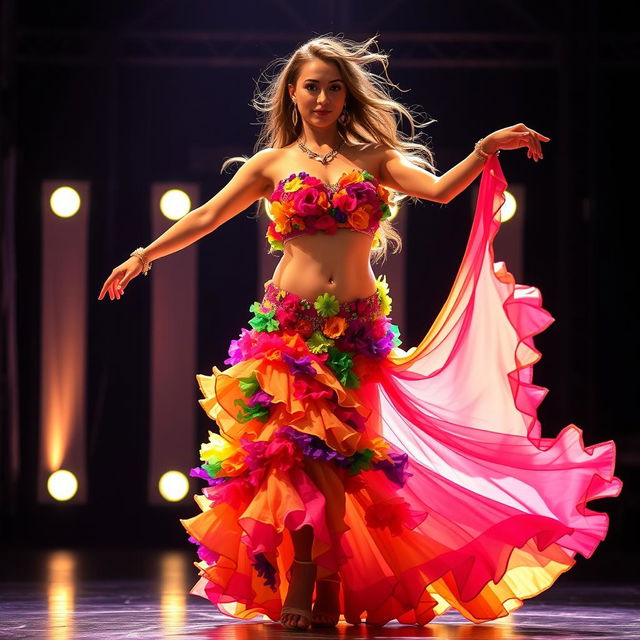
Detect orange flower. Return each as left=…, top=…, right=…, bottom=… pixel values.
left=376, top=184, right=391, bottom=204
left=348, top=205, right=372, bottom=230
left=219, top=450, right=248, bottom=477
left=337, top=169, right=365, bottom=190
left=323, top=315, right=347, bottom=338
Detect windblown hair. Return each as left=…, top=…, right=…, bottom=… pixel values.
left=226, top=34, right=438, bottom=264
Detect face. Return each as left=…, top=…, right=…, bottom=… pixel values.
left=288, top=57, right=347, bottom=129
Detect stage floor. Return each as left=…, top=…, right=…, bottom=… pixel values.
left=1, top=549, right=638, bottom=639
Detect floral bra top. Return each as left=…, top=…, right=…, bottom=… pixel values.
left=265, top=169, right=393, bottom=253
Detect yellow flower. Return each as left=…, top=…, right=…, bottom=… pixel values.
left=376, top=274, right=392, bottom=315
left=283, top=176, right=304, bottom=192
left=369, top=436, right=391, bottom=462
left=323, top=315, right=347, bottom=338
left=199, top=430, right=238, bottom=462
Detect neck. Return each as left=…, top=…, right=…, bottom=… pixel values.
left=299, top=124, right=342, bottom=150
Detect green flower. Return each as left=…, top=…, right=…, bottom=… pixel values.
left=238, top=373, right=260, bottom=398
left=202, top=459, right=222, bottom=479
left=380, top=203, right=392, bottom=221
left=314, top=292, right=340, bottom=317
left=268, top=240, right=284, bottom=253
left=248, top=301, right=280, bottom=332
left=389, top=323, right=402, bottom=347
left=348, top=448, right=375, bottom=475
left=327, top=346, right=360, bottom=388
left=306, top=331, right=335, bottom=354
left=234, top=398, right=270, bottom=424
left=362, top=170, right=374, bottom=182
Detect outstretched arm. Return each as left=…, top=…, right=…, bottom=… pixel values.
left=378, top=123, right=549, bottom=205
left=98, top=149, right=274, bottom=301
left=143, top=149, right=274, bottom=263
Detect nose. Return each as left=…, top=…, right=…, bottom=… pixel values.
left=317, top=89, right=330, bottom=105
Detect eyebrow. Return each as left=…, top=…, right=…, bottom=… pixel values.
left=304, top=78, right=344, bottom=83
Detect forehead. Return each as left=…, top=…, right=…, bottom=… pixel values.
left=297, top=57, right=342, bottom=82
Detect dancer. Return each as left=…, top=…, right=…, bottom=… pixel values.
left=98, top=35, right=621, bottom=630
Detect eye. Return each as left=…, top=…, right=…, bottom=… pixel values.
left=304, top=83, right=318, bottom=91
left=330, top=85, right=343, bottom=92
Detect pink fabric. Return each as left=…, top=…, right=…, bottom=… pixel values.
left=368, top=153, right=622, bottom=590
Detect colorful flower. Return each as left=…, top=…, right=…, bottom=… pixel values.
left=375, top=274, right=393, bottom=315
left=364, top=498, right=416, bottom=536
left=293, top=376, right=334, bottom=401
left=218, top=449, right=248, bottom=478
left=314, top=292, right=340, bottom=317
left=337, top=169, right=365, bottom=190
left=284, top=176, right=304, bottom=192
left=249, top=301, right=280, bottom=332
left=292, top=187, right=331, bottom=217
left=322, top=315, right=347, bottom=338
left=348, top=206, right=372, bottom=230
left=306, top=330, right=335, bottom=354
left=199, top=430, right=237, bottom=462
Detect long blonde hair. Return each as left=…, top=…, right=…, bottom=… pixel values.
left=227, top=34, right=438, bottom=264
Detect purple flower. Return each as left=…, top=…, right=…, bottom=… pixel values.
left=373, top=452, right=412, bottom=487
left=282, top=352, right=316, bottom=377
left=248, top=389, right=274, bottom=407
left=252, top=552, right=277, bottom=590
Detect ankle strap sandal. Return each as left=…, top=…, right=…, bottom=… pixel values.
left=281, top=559, right=317, bottom=630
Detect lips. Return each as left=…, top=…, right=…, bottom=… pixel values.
left=313, top=110, right=331, bottom=116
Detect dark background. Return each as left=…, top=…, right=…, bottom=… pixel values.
left=1, top=1, right=635, bottom=579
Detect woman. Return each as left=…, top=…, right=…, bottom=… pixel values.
left=98, top=36, right=621, bottom=630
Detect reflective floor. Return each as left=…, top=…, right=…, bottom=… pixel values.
left=0, top=549, right=638, bottom=639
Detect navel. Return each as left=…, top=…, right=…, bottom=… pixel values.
left=328, top=276, right=335, bottom=285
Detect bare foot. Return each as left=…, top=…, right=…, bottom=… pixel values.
left=281, top=559, right=317, bottom=630
left=311, top=573, right=341, bottom=626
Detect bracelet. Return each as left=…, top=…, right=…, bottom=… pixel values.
left=130, top=247, right=153, bottom=276
left=474, top=137, right=500, bottom=161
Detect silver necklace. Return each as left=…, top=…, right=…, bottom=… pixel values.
left=297, top=137, right=344, bottom=165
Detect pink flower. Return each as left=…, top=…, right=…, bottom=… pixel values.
left=264, top=437, right=303, bottom=471
left=364, top=498, right=416, bottom=536
left=292, top=187, right=331, bottom=217
left=302, top=175, right=323, bottom=187
left=275, top=307, right=298, bottom=329
left=315, top=214, right=338, bottom=234
left=293, top=376, right=334, bottom=401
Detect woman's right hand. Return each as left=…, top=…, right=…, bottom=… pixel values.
left=98, top=256, right=143, bottom=301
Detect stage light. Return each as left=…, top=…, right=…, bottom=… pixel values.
left=499, top=190, right=517, bottom=222
left=158, top=470, right=189, bottom=502
left=49, top=186, right=81, bottom=218
left=159, top=189, right=192, bottom=221
left=47, top=469, right=78, bottom=501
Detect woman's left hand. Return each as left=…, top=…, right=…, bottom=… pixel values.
left=483, top=123, right=550, bottom=162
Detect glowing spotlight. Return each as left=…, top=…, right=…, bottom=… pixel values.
left=49, top=186, right=81, bottom=219
left=159, top=189, right=192, bottom=221
left=47, top=469, right=78, bottom=501
left=498, top=190, right=517, bottom=222
left=159, top=470, right=189, bottom=502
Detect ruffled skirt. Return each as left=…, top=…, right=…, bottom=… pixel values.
left=179, top=155, right=622, bottom=625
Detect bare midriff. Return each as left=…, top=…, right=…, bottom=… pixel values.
left=271, top=227, right=378, bottom=303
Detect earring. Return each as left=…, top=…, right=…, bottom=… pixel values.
left=291, top=103, right=299, bottom=128
left=338, top=106, right=349, bottom=126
